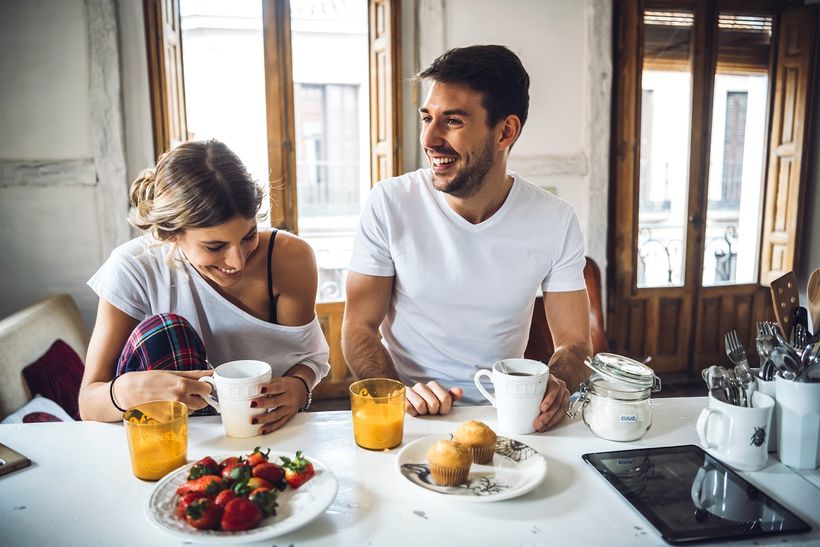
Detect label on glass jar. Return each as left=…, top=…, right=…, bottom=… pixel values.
left=619, top=415, right=638, bottom=422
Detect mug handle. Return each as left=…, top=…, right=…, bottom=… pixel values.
left=696, top=408, right=720, bottom=449
left=473, top=369, right=496, bottom=407
left=198, top=376, right=220, bottom=412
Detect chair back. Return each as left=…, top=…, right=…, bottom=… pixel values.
left=524, top=257, right=607, bottom=362
left=0, top=294, right=89, bottom=419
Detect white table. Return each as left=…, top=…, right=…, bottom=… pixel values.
left=1, top=397, right=818, bottom=546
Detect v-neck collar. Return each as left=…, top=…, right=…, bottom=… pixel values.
left=428, top=171, right=519, bottom=231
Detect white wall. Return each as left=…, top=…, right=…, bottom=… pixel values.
left=117, top=0, right=154, bottom=185
left=402, top=0, right=611, bottom=271
left=0, top=0, right=611, bottom=327
left=0, top=0, right=101, bottom=325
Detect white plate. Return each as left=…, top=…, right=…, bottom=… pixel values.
left=146, top=452, right=338, bottom=543
left=396, top=435, right=547, bottom=502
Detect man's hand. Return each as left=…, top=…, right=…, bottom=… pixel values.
left=533, top=375, right=570, bottom=431
left=405, top=381, right=463, bottom=416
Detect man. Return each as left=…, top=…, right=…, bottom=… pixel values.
left=342, top=45, right=591, bottom=431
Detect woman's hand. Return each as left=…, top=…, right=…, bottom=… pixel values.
left=250, top=376, right=309, bottom=435
left=116, top=370, right=215, bottom=413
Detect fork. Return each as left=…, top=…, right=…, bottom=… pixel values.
left=724, top=329, right=755, bottom=405
left=725, top=329, right=751, bottom=370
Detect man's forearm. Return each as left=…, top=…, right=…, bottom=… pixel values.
left=342, top=324, right=400, bottom=380
left=547, top=342, right=591, bottom=393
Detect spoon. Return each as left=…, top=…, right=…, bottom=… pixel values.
left=757, top=334, right=798, bottom=380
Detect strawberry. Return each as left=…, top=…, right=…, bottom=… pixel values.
left=219, top=456, right=242, bottom=470
left=221, top=498, right=263, bottom=531
left=222, top=463, right=252, bottom=485
left=184, top=498, right=222, bottom=530
left=187, top=456, right=220, bottom=480
left=176, top=491, right=208, bottom=519
left=245, top=447, right=270, bottom=467
left=213, top=489, right=239, bottom=508
left=252, top=462, right=286, bottom=490
left=176, top=475, right=225, bottom=496
left=248, top=487, right=278, bottom=518
left=280, top=451, right=315, bottom=489
left=232, top=476, right=273, bottom=497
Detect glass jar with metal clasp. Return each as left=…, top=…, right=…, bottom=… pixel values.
left=567, top=353, right=662, bottom=442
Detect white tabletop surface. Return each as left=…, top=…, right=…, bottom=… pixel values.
left=1, top=397, right=818, bottom=546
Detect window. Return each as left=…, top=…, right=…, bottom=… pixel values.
left=144, top=0, right=400, bottom=304
left=611, top=1, right=817, bottom=374
left=145, top=0, right=401, bottom=398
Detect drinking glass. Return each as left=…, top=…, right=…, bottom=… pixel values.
left=123, top=400, right=188, bottom=481
left=349, top=378, right=405, bottom=450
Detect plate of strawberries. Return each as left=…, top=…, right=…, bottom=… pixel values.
left=146, top=448, right=338, bottom=543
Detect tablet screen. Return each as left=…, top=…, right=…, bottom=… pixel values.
left=582, top=444, right=811, bottom=544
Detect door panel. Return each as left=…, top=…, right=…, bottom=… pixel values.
left=760, top=7, right=817, bottom=284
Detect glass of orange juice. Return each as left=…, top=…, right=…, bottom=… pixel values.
left=123, top=400, right=188, bottom=481
left=349, top=378, right=406, bottom=450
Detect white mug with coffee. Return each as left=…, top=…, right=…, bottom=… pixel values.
left=696, top=391, right=774, bottom=472
left=474, top=358, right=549, bottom=435
left=199, top=360, right=271, bottom=438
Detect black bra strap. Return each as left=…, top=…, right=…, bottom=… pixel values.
left=267, top=229, right=278, bottom=324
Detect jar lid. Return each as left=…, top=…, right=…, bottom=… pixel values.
left=585, top=353, right=660, bottom=390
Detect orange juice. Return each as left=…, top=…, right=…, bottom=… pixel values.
left=350, top=379, right=406, bottom=450
left=353, top=402, right=404, bottom=449
left=123, top=401, right=188, bottom=481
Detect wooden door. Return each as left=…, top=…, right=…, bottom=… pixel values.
left=610, top=1, right=817, bottom=376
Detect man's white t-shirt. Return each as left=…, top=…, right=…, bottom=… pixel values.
left=349, top=169, right=586, bottom=404
left=88, top=236, right=330, bottom=387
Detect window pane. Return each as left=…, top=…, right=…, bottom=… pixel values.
left=291, top=0, right=370, bottom=302
left=702, top=14, right=772, bottom=286
left=179, top=0, right=270, bottom=219
left=637, top=10, right=694, bottom=288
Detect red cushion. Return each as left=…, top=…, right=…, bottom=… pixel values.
left=22, top=340, right=84, bottom=420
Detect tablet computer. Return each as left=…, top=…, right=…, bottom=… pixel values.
left=582, top=444, right=811, bottom=544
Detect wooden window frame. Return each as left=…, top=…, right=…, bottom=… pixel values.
left=144, top=0, right=188, bottom=156
left=144, top=0, right=403, bottom=400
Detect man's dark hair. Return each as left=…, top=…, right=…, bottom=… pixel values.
left=418, top=45, right=530, bottom=129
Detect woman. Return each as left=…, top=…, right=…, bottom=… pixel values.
left=79, top=139, right=329, bottom=433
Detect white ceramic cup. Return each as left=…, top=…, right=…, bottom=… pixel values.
left=752, top=373, right=777, bottom=452
left=199, top=360, right=272, bottom=438
left=775, top=375, right=820, bottom=469
left=696, top=391, right=774, bottom=472
left=690, top=461, right=780, bottom=524
left=474, top=358, right=549, bottom=435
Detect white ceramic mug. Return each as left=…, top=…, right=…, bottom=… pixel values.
left=752, top=373, right=777, bottom=452
left=199, top=360, right=272, bottom=438
left=474, top=358, right=549, bottom=435
left=775, top=375, right=820, bottom=469
left=696, top=391, right=774, bottom=472
left=690, top=461, right=779, bottom=524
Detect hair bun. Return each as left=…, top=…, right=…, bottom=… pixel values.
left=129, top=168, right=158, bottom=207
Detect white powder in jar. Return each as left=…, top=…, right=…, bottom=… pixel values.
left=582, top=379, right=652, bottom=442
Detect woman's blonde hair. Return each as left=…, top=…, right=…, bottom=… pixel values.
left=129, top=139, right=264, bottom=241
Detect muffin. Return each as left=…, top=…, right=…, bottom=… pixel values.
left=453, top=420, right=497, bottom=464
left=426, top=440, right=473, bottom=486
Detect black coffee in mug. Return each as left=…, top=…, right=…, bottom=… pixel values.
left=508, top=372, right=533, bottom=377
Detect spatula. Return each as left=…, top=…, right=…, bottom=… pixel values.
left=770, top=271, right=799, bottom=341
left=807, top=268, right=820, bottom=335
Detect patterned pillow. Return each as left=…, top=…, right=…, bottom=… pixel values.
left=22, top=339, right=84, bottom=420
left=1, top=394, right=74, bottom=424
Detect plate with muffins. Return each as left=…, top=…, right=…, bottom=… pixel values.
left=396, top=420, right=547, bottom=502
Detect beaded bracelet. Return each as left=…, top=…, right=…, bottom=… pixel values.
left=109, top=374, right=127, bottom=413
left=291, top=375, right=312, bottom=412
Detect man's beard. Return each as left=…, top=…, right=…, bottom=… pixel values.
left=432, top=135, right=496, bottom=199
